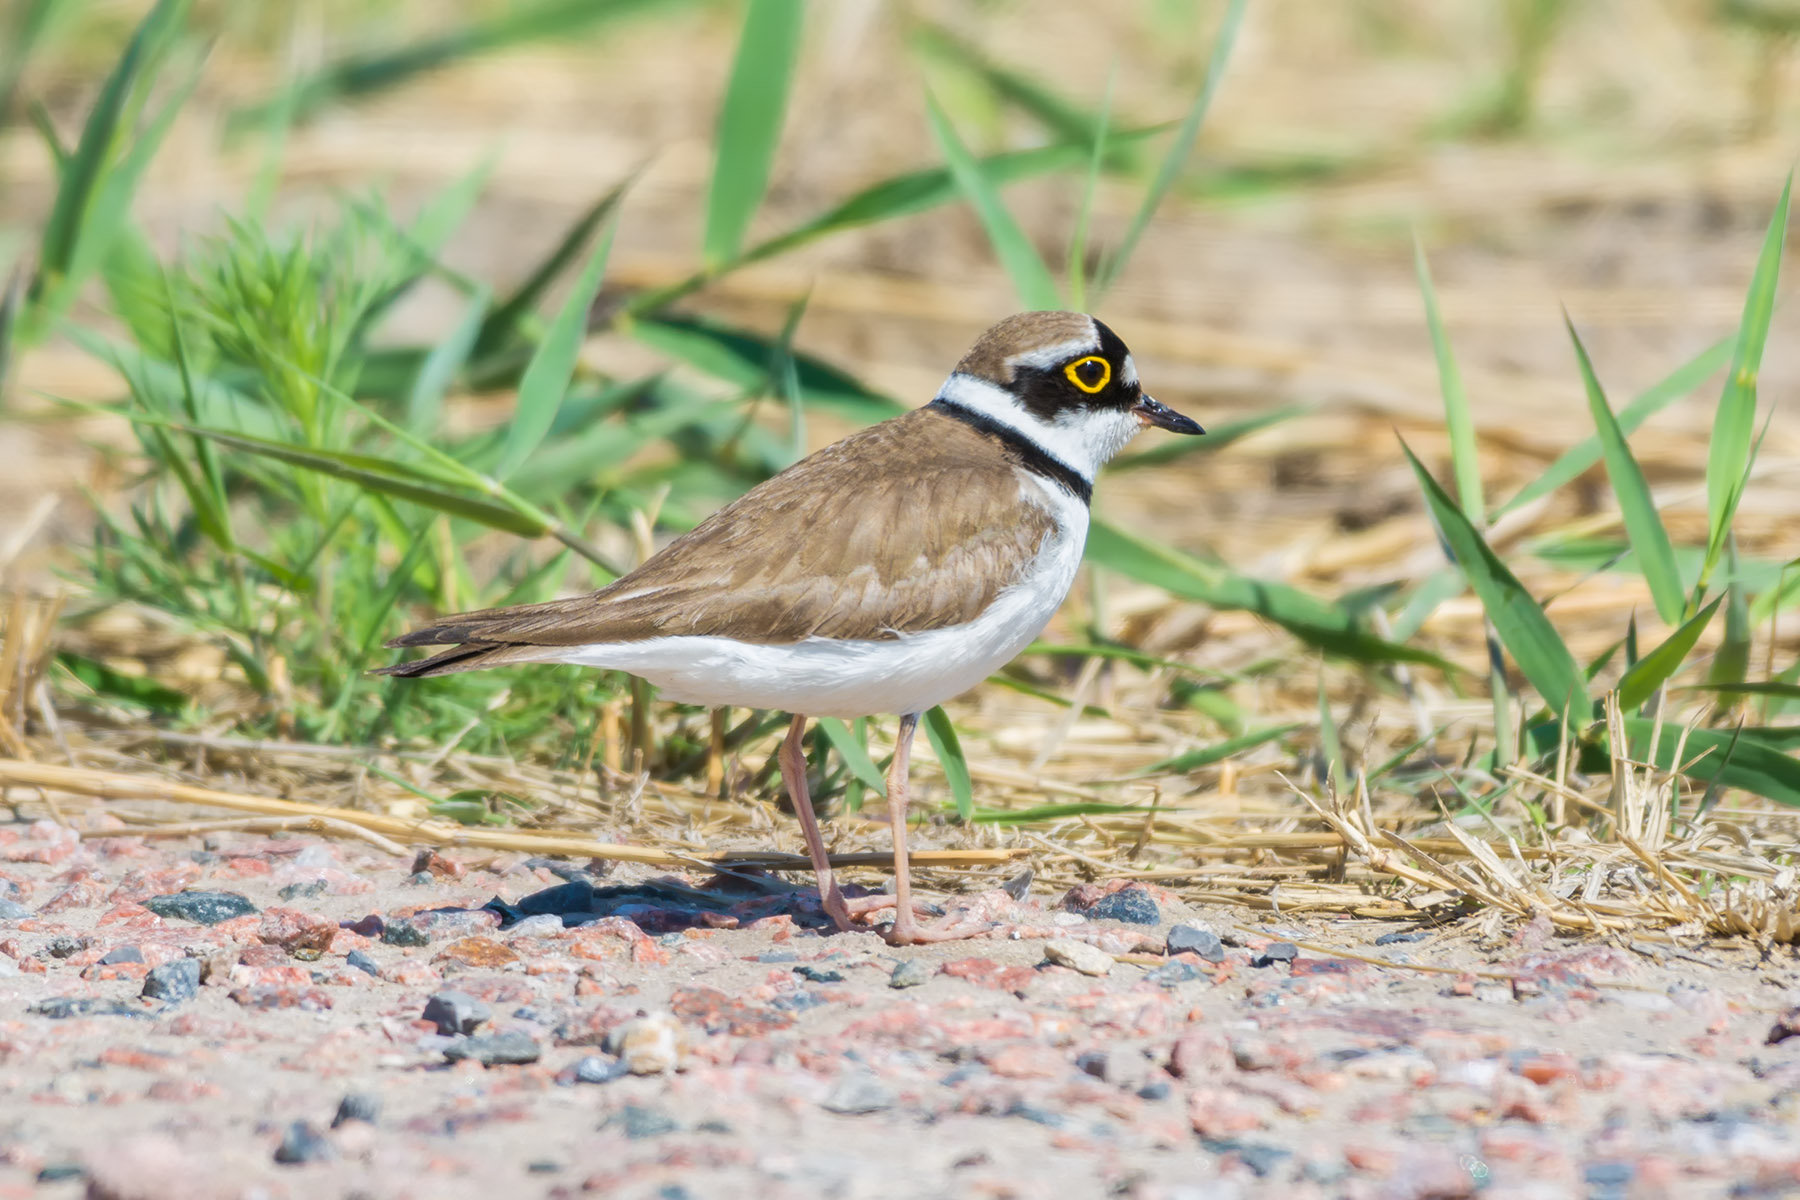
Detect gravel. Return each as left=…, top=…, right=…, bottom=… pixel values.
left=422, top=990, right=491, bottom=1037
left=143, top=891, right=257, bottom=924
left=140, top=958, right=201, bottom=1003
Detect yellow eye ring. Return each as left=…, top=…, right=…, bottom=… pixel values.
left=1064, top=355, right=1111, bottom=394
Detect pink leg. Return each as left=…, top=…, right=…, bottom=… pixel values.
left=882, top=712, right=992, bottom=946
left=777, top=714, right=855, bottom=932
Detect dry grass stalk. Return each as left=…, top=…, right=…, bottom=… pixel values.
left=0, top=758, right=1024, bottom=871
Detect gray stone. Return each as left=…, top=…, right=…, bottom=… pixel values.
left=273, top=1121, right=334, bottom=1165
left=0, top=898, right=30, bottom=921
left=1166, top=924, right=1226, bottom=962
left=141, top=958, right=201, bottom=1003
left=1146, top=960, right=1203, bottom=986
left=574, top=1055, right=628, bottom=1084
left=889, top=960, right=932, bottom=989
left=604, top=1104, right=679, bottom=1139
left=332, top=1093, right=381, bottom=1127
left=99, top=946, right=144, bottom=965
left=345, top=950, right=380, bottom=977
left=1084, top=888, right=1160, bottom=926
left=442, top=1030, right=540, bottom=1066
left=1251, top=942, right=1299, bottom=968
left=380, top=919, right=429, bottom=947
left=422, top=991, right=490, bottom=1037
left=821, top=1070, right=897, bottom=1115
left=143, top=891, right=256, bottom=925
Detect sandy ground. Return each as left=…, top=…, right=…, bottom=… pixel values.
left=3, top=815, right=1800, bottom=1200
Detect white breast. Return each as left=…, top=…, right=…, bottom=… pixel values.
left=545, top=478, right=1089, bottom=718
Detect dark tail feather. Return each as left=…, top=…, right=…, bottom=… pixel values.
left=372, top=643, right=506, bottom=679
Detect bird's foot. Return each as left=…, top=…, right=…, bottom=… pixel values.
left=821, top=891, right=941, bottom=933
left=881, top=912, right=995, bottom=946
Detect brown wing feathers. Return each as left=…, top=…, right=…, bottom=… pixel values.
left=376, top=409, right=1056, bottom=678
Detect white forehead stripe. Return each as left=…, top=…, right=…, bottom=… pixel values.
left=1120, top=354, right=1138, bottom=388
left=1004, top=328, right=1101, bottom=373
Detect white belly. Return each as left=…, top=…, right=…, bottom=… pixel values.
left=547, top=493, right=1087, bottom=718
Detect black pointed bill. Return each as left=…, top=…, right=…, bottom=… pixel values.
left=1132, top=396, right=1204, bottom=435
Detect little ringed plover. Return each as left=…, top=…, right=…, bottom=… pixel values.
left=379, top=311, right=1202, bottom=944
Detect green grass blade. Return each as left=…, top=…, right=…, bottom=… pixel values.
left=26, top=0, right=190, bottom=342
left=1317, top=673, right=1344, bottom=787
left=1401, top=436, right=1589, bottom=723
left=630, top=313, right=904, bottom=423
left=816, top=717, right=887, bottom=799
left=912, top=22, right=1121, bottom=164
left=1615, top=596, right=1721, bottom=713
left=1622, top=719, right=1800, bottom=807
left=1096, top=0, right=1246, bottom=293
left=477, top=175, right=633, bottom=356
left=407, top=286, right=490, bottom=435
left=703, top=0, right=804, bottom=268
left=136, top=420, right=546, bottom=536
left=1414, top=236, right=1483, bottom=517
left=1495, top=338, right=1730, bottom=518
left=232, top=0, right=692, bottom=129
left=495, top=218, right=616, bottom=480
left=1684, top=681, right=1800, bottom=700
left=1707, top=558, right=1751, bottom=689
left=925, top=92, right=1062, bottom=310
left=1137, top=723, right=1297, bottom=776
left=1702, top=174, right=1789, bottom=590
left=1567, top=315, right=1685, bottom=626
left=1086, top=519, right=1455, bottom=669
left=922, top=706, right=974, bottom=822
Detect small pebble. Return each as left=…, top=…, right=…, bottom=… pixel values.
left=35, top=1164, right=83, bottom=1183
left=332, top=1093, right=381, bottom=1127
left=422, top=990, right=491, bottom=1037
left=889, top=960, right=932, bottom=989
left=272, top=1121, right=334, bottom=1165
left=443, top=1030, right=541, bottom=1066
left=1200, top=1138, right=1290, bottom=1178
left=277, top=879, right=329, bottom=901
left=757, top=951, right=799, bottom=963
left=1044, top=939, right=1114, bottom=977
left=604, top=1012, right=688, bottom=1075
left=821, top=1070, right=897, bottom=1115
left=527, top=1160, right=561, bottom=1175
left=141, top=958, right=201, bottom=1004
left=144, top=891, right=257, bottom=925
left=575, top=1055, right=629, bottom=1084
left=605, top=1104, right=680, bottom=1140
left=1146, top=960, right=1203, bottom=987
left=1075, top=1051, right=1110, bottom=1080
left=1374, top=930, right=1429, bottom=946
left=794, top=964, right=844, bottom=983
left=30, top=997, right=149, bottom=1019
left=46, top=935, right=83, bottom=959
left=1137, top=1079, right=1172, bottom=1101
left=0, top=898, right=30, bottom=921
left=380, top=920, right=429, bottom=947
left=1166, top=923, right=1226, bottom=962
left=1084, top=888, right=1161, bottom=926
left=1251, top=942, right=1299, bottom=968
left=345, top=950, right=380, bottom=977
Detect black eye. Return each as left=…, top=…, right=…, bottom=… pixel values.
left=1064, top=355, right=1111, bottom=394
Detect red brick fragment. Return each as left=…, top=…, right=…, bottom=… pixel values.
left=941, top=957, right=1036, bottom=994
left=434, top=936, right=520, bottom=969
